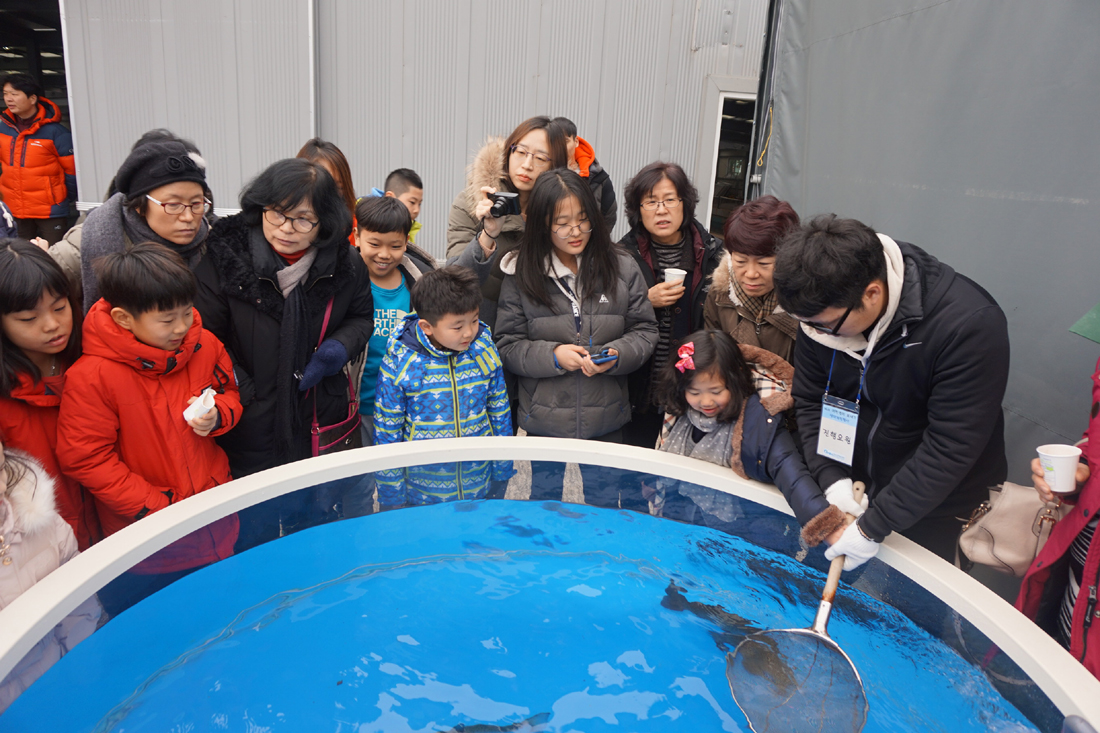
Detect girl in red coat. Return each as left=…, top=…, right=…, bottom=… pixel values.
left=57, top=242, right=242, bottom=615
left=0, top=238, right=99, bottom=549
left=1017, top=356, right=1100, bottom=677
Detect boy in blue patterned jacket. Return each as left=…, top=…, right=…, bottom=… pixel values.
left=373, top=266, right=513, bottom=506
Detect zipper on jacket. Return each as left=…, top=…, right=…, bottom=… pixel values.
left=448, top=354, right=463, bottom=500
left=859, top=324, right=911, bottom=488
left=1080, top=567, right=1100, bottom=662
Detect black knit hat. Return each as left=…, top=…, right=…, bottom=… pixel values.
left=114, top=140, right=207, bottom=199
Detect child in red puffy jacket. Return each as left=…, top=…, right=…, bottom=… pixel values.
left=57, top=242, right=241, bottom=615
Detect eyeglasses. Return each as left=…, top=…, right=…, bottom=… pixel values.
left=510, top=144, right=552, bottom=169
left=146, top=195, right=211, bottom=217
left=264, top=208, right=318, bottom=234
left=640, top=197, right=682, bottom=211
left=553, top=221, right=593, bottom=239
left=794, top=305, right=853, bottom=336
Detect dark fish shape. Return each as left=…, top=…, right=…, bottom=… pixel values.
left=661, top=580, right=761, bottom=650
left=441, top=711, right=551, bottom=732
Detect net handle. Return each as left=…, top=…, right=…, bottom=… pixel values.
left=823, top=482, right=866, bottom=603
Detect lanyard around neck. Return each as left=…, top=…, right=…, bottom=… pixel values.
left=555, top=276, right=582, bottom=335
left=824, top=349, right=868, bottom=405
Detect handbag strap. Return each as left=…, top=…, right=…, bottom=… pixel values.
left=311, top=298, right=336, bottom=426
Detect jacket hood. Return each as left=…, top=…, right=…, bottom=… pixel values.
left=0, top=449, right=59, bottom=537
left=574, top=137, right=596, bottom=177
left=739, top=343, right=794, bottom=415
left=0, top=97, right=61, bottom=133
left=394, top=312, right=490, bottom=361
left=82, top=298, right=204, bottom=376
left=8, top=369, right=63, bottom=408
left=460, top=137, right=508, bottom=217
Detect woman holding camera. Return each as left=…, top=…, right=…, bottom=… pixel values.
left=446, top=116, right=568, bottom=330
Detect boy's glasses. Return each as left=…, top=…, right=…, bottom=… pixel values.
left=553, top=222, right=593, bottom=239
left=146, top=195, right=211, bottom=217
left=264, top=208, right=318, bottom=233
left=510, top=144, right=552, bottom=169
left=794, top=306, right=853, bottom=336
left=640, top=197, right=682, bottom=211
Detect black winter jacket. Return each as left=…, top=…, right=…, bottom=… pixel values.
left=194, top=215, right=373, bottom=477
left=741, top=395, right=828, bottom=526
left=620, top=219, right=723, bottom=412
left=792, top=241, right=1009, bottom=542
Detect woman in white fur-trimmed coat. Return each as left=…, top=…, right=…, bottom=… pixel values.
left=0, top=442, right=102, bottom=712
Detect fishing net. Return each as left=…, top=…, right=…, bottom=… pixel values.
left=727, top=629, right=868, bottom=733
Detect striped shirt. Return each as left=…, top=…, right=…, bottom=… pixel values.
left=1060, top=515, right=1098, bottom=647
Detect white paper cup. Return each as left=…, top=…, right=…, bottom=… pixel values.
left=664, top=268, right=687, bottom=285
left=182, top=388, right=217, bottom=422
left=1037, top=443, right=1082, bottom=494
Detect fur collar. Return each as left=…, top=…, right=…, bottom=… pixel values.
left=0, top=450, right=59, bottom=538
left=709, top=251, right=787, bottom=314
left=205, top=214, right=355, bottom=323
left=739, top=344, right=795, bottom=414
left=460, top=137, right=508, bottom=217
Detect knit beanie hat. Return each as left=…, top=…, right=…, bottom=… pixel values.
left=114, top=140, right=207, bottom=199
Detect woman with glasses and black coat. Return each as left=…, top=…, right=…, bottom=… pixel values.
left=63, top=140, right=215, bottom=313
left=617, top=162, right=723, bottom=450
left=446, top=116, right=569, bottom=331
left=194, top=158, right=372, bottom=545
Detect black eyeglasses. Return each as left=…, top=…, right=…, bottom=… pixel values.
left=264, top=208, right=318, bottom=233
left=146, top=195, right=211, bottom=217
left=795, top=306, right=853, bottom=336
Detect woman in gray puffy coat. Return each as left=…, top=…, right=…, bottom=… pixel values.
left=494, top=170, right=658, bottom=504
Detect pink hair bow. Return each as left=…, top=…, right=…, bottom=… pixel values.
left=675, top=342, right=695, bottom=373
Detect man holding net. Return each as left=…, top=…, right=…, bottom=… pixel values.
left=773, top=214, right=1009, bottom=569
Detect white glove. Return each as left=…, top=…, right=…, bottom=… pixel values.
left=824, top=521, right=879, bottom=571
left=824, top=478, right=869, bottom=517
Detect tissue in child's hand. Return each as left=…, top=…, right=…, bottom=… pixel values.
left=182, top=388, right=217, bottom=422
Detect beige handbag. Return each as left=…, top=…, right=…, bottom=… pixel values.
left=959, top=482, right=1070, bottom=577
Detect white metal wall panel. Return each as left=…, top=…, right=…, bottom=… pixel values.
left=316, top=0, right=768, bottom=258
left=62, top=0, right=765, bottom=248
left=63, top=0, right=312, bottom=208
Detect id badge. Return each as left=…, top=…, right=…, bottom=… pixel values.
left=818, top=394, right=859, bottom=466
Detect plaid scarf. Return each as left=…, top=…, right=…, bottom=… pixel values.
left=730, top=265, right=779, bottom=324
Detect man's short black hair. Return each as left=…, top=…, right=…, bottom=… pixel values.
left=1, top=73, right=43, bottom=100
left=384, top=168, right=423, bottom=196
left=551, top=116, right=578, bottom=139
left=95, top=242, right=197, bottom=316
left=411, top=266, right=481, bottom=325
left=773, top=214, right=887, bottom=317
left=356, top=196, right=412, bottom=237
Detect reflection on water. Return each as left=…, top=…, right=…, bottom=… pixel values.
left=6, top=500, right=1037, bottom=732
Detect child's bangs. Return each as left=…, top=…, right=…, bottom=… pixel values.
left=0, top=251, right=71, bottom=315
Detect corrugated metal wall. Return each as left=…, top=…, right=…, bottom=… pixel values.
left=63, top=0, right=767, bottom=258
left=317, top=0, right=767, bottom=255
left=62, top=0, right=313, bottom=212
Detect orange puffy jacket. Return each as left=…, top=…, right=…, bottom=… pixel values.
left=0, top=372, right=101, bottom=550
left=57, top=301, right=241, bottom=571
left=0, top=97, right=76, bottom=219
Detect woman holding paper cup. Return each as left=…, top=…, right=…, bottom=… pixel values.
left=1017, top=358, right=1100, bottom=676
left=618, top=162, right=722, bottom=448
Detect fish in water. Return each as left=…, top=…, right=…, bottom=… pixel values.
left=661, top=580, right=761, bottom=651
left=441, top=711, right=551, bottom=732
